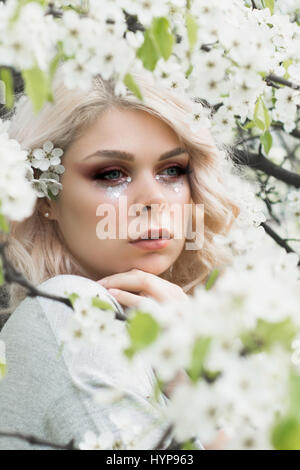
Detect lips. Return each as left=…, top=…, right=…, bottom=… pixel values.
left=129, top=227, right=173, bottom=242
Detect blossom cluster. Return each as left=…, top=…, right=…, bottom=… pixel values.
left=0, top=0, right=298, bottom=143
left=0, top=119, right=36, bottom=222
left=58, top=216, right=300, bottom=449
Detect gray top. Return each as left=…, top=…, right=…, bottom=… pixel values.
left=0, top=274, right=204, bottom=450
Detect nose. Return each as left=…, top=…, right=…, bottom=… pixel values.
left=131, top=170, right=169, bottom=213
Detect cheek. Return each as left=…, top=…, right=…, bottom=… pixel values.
left=160, top=178, right=191, bottom=203
left=56, top=176, right=122, bottom=242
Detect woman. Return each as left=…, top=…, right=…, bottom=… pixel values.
left=0, top=64, right=239, bottom=449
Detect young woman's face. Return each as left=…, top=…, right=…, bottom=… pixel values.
left=48, top=107, right=192, bottom=280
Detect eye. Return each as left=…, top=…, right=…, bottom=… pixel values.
left=92, top=167, right=128, bottom=185
left=159, top=165, right=191, bottom=178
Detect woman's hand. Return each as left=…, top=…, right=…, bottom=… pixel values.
left=97, top=268, right=187, bottom=309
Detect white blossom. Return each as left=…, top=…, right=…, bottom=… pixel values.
left=0, top=122, right=36, bottom=221
left=78, top=430, right=118, bottom=450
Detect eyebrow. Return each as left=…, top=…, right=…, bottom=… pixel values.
left=83, top=146, right=187, bottom=162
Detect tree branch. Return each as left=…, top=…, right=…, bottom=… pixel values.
left=231, top=148, right=300, bottom=188
left=0, top=430, right=78, bottom=450
left=260, top=222, right=300, bottom=264
left=265, top=74, right=300, bottom=91
left=0, top=241, right=127, bottom=321
left=272, top=122, right=300, bottom=140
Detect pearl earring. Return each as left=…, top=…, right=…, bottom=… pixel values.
left=44, top=212, right=50, bottom=218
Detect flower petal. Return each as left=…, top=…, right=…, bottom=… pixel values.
left=32, top=148, right=45, bottom=159
left=52, top=148, right=63, bottom=158
left=43, top=140, right=54, bottom=153
left=50, top=155, right=61, bottom=166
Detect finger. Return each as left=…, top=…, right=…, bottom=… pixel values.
left=98, top=270, right=168, bottom=301
left=107, top=288, right=148, bottom=309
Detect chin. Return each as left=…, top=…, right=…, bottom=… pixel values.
left=131, top=254, right=172, bottom=275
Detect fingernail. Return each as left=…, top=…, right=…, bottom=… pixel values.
left=98, top=279, right=107, bottom=286
left=108, top=288, right=118, bottom=294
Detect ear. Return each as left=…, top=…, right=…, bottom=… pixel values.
left=37, top=198, right=57, bottom=221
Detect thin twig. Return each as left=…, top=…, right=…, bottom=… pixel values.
left=272, top=122, right=300, bottom=140
left=265, top=74, right=300, bottom=91
left=0, top=241, right=126, bottom=321
left=154, top=425, right=174, bottom=450
left=231, top=148, right=300, bottom=188
left=260, top=222, right=300, bottom=264
left=0, top=430, right=78, bottom=450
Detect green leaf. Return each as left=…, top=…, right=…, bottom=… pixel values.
left=0, top=212, right=9, bottom=233
left=123, top=73, right=143, bottom=101
left=265, top=0, right=275, bottom=15
left=185, top=64, right=194, bottom=78
left=0, top=260, right=4, bottom=287
left=288, top=371, right=300, bottom=422
left=0, top=363, right=7, bottom=379
left=253, top=96, right=266, bottom=131
left=126, top=310, right=161, bottom=353
left=187, top=337, right=212, bottom=383
left=92, top=296, right=114, bottom=311
left=261, top=99, right=271, bottom=130
left=186, top=13, right=198, bottom=52
left=202, top=367, right=222, bottom=383
left=22, top=66, right=52, bottom=113
left=123, top=346, right=135, bottom=360
left=151, top=17, right=174, bottom=60
left=237, top=119, right=256, bottom=131
left=271, top=415, right=300, bottom=450
left=49, top=53, right=62, bottom=83
left=282, top=59, right=293, bottom=80
left=253, top=95, right=272, bottom=133
left=66, top=292, right=80, bottom=307
left=153, top=377, right=164, bottom=402
left=137, top=29, right=160, bottom=71
left=260, top=131, right=273, bottom=154
left=205, top=269, right=219, bottom=290
left=181, top=440, right=198, bottom=450
left=8, top=0, right=48, bottom=27
left=241, top=317, right=298, bottom=355
left=0, top=67, right=14, bottom=109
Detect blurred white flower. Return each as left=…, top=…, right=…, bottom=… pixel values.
left=78, top=430, right=117, bottom=450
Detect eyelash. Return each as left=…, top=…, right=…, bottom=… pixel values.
left=92, top=165, right=193, bottom=185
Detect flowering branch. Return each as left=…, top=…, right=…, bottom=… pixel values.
left=271, top=122, right=300, bottom=140
left=0, top=241, right=73, bottom=308
left=0, top=241, right=126, bottom=321
left=232, top=148, right=300, bottom=188
left=265, top=74, right=300, bottom=92
left=153, top=424, right=174, bottom=450
left=260, top=222, right=300, bottom=264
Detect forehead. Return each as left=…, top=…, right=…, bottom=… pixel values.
left=64, top=107, right=181, bottom=164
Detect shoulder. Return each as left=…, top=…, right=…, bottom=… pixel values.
left=37, top=274, right=124, bottom=316
left=0, top=274, right=124, bottom=344
left=35, top=274, right=124, bottom=330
